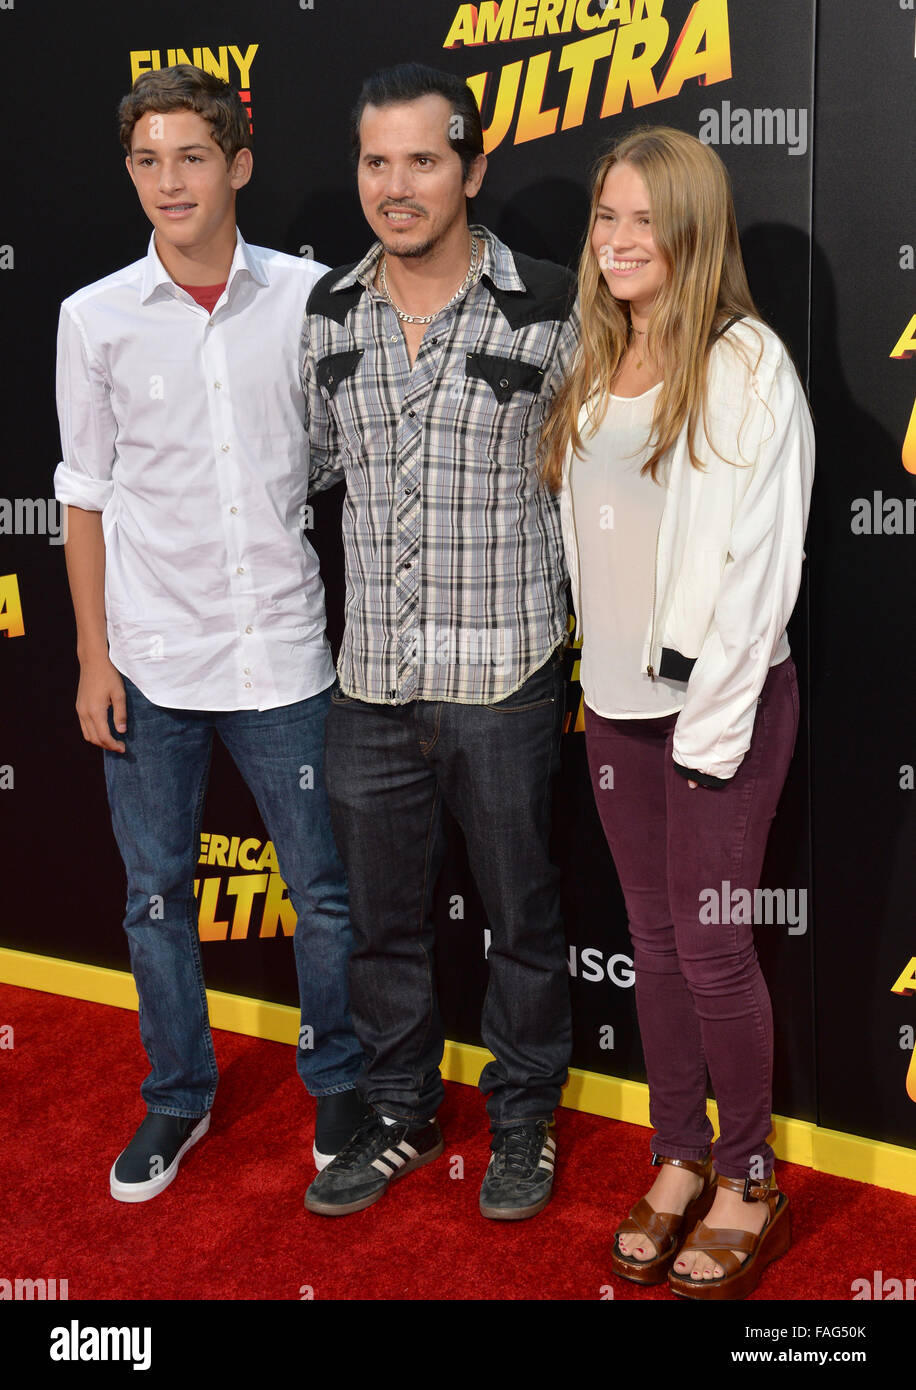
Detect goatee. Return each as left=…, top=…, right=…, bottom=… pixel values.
left=381, top=237, right=436, bottom=260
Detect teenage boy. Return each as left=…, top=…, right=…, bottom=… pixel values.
left=55, top=65, right=364, bottom=1202
left=302, top=64, right=577, bottom=1223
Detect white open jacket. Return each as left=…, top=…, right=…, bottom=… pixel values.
left=558, top=317, right=815, bottom=783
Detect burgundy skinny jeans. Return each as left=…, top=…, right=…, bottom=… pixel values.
left=584, top=657, right=800, bottom=1179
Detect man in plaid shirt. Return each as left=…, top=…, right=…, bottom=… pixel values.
left=303, top=64, right=578, bottom=1222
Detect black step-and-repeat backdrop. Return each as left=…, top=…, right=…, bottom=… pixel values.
left=1, top=1, right=912, bottom=1152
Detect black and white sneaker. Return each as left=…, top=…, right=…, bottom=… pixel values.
left=304, top=1110, right=443, bottom=1216
left=313, top=1089, right=373, bottom=1170
left=478, top=1119, right=556, bottom=1220
left=110, top=1112, right=210, bottom=1203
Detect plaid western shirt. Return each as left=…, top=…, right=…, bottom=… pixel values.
left=304, top=225, right=579, bottom=705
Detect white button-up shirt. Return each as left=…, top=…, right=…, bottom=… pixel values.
left=55, top=231, right=335, bottom=711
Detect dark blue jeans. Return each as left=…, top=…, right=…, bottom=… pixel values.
left=324, top=647, right=572, bottom=1128
left=104, top=677, right=363, bottom=1117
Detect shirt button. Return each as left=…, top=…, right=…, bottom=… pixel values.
left=221, top=443, right=230, bottom=453
left=390, top=335, right=399, bottom=342
left=499, top=378, right=509, bottom=389
left=236, top=566, right=245, bottom=575
left=407, top=410, right=416, bottom=418
left=404, top=486, right=414, bottom=495
left=243, top=667, right=251, bottom=675
left=244, top=625, right=253, bottom=634
left=244, top=682, right=252, bottom=689
left=214, top=381, right=222, bottom=390
left=230, top=506, right=239, bottom=515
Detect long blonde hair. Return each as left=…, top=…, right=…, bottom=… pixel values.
left=541, top=126, right=761, bottom=489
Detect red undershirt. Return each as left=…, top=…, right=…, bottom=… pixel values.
left=178, top=282, right=227, bottom=314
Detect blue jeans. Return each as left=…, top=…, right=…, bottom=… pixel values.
left=324, top=648, right=572, bottom=1128
left=104, top=677, right=363, bottom=1117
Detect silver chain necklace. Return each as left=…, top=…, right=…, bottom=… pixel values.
left=379, top=236, right=480, bottom=324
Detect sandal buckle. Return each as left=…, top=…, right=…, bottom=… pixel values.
left=742, top=1175, right=769, bottom=1202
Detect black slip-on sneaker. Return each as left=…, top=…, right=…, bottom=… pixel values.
left=110, top=1111, right=210, bottom=1203
left=304, top=1110, right=443, bottom=1216
left=478, top=1119, right=556, bottom=1220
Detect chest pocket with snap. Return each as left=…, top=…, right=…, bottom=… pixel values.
left=465, top=352, right=546, bottom=404
left=317, top=349, right=364, bottom=399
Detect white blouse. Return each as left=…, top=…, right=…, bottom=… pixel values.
left=570, top=382, right=686, bottom=719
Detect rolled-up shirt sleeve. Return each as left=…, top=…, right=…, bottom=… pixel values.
left=54, top=303, right=117, bottom=511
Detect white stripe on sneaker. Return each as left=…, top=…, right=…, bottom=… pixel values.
left=370, top=1139, right=423, bottom=1178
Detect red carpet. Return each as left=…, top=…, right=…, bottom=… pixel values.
left=2, top=981, right=913, bottom=1302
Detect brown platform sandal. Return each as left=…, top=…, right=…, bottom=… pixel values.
left=610, top=1154, right=715, bottom=1285
left=668, top=1172, right=791, bottom=1300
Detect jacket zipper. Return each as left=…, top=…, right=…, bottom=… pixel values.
left=646, top=510, right=662, bottom=680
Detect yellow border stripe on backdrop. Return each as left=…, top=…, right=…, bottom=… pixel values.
left=2, top=946, right=913, bottom=1196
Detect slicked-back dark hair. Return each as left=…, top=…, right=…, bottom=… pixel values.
left=351, top=63, right=484, bottom=178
